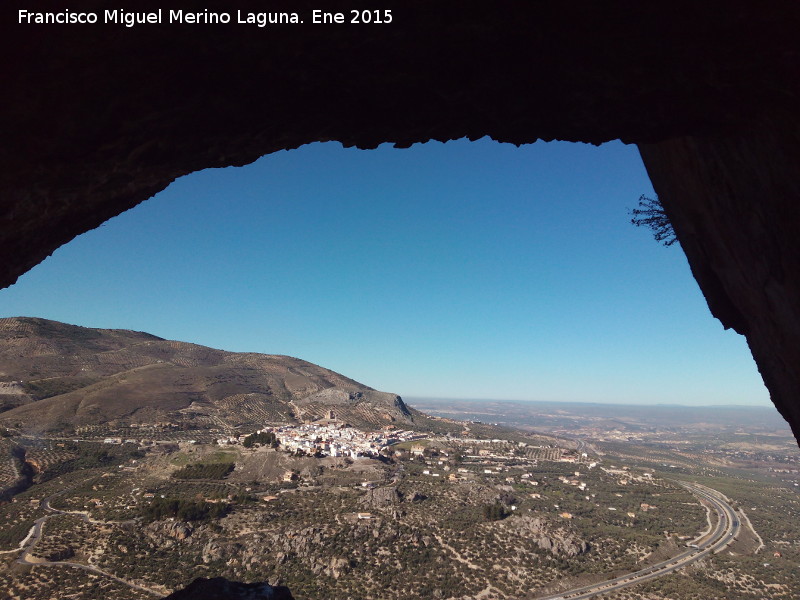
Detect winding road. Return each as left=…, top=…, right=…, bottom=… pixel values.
left=14, top=484, right=163, bottom=597
left=9, top=476, right=740, bottom=599
left=536, top=481, right=741, bottom=599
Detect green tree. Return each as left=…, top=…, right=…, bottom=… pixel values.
left=483, top=503, right=510, bottom=521
left=243, top=431, right=277, bottom=448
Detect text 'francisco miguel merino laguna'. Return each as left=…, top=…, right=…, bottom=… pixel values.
left=19, top=9, right=312, bottom=27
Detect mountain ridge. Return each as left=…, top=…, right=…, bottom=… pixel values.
left=0, top=317, right=411, bottom=432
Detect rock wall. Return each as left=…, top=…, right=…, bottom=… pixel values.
left=639, top=110, right=800, bottom=440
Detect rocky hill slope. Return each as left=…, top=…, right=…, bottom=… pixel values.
left=0, top=317, right=411, bottom=432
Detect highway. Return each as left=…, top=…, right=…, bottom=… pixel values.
left=536, top=481, right=740, bottom=600
left=10, top=473, right=738, bottom=599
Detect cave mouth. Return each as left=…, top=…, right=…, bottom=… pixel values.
left=4, top=1, right=798, bottom=442
left=0, top=138, right=770, bottom=414
left=3, top=5, right=799, bottom=598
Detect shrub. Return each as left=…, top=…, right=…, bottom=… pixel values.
left=141, top=497, right=230, bottom=523
left=483, top=502, right=511, bottom=521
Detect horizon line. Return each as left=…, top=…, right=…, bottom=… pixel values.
left=403, top=395, right=775, bottom=410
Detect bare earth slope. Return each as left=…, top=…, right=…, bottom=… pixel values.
left=0, top=317, right=410, bottom=432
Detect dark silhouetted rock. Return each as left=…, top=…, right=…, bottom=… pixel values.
left=163, top=577, right=294, bottom=600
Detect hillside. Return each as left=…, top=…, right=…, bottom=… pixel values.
left=0, top=317, right=411, bottom=433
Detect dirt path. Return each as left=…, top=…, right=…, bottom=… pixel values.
left=434, top=534, right=509, bottom=599
left=474, top=584, right=505, bottom=599
left=690, top=495, right=715, bottom=544
left=738, top=508, right=765, bottom=553
left=434, top=534, right=482, bottom=571
left=15, top=482, right=164, bottom=597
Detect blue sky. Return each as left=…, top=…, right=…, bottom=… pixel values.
left=0, top=138, right=770, bottom=406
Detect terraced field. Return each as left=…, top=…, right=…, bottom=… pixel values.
left=0, top=439, right=20, bottom=489
left=214, top=394, right=297, bottom=426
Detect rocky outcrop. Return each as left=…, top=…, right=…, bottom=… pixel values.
left=361, top=486, right=402, bottom=508
left=202, top=540, right=243, bottom=565
left=501, top=516, right=589, bottom=557
left=295, top=388, right=412, bottom=424
left=144, top=521, right=195, bottom=550
left=406, top=491, right=427, bottom=503
left=167, top=522, right=193, bottom=541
